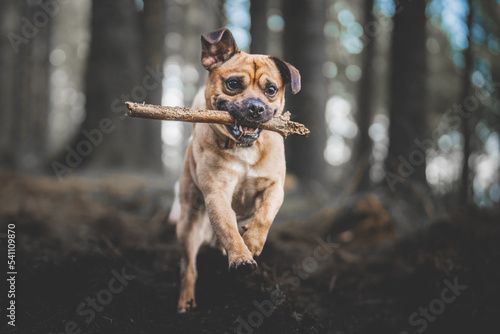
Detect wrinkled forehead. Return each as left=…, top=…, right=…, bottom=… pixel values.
left=212, top=53, right=283, bottom=87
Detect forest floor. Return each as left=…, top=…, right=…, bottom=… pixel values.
left=1, top=170, right=500, bottom=334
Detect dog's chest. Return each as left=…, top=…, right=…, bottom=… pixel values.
left=225, top=147, right=261, bottom=177
left=227, top=148, right=271, bottom=216
left=231, top=147, right=260, bottom=166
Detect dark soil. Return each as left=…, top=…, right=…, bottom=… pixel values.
left=1, top=171, right=499, bottom=334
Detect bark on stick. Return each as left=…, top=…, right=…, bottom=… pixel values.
left=125, top=102, right=310, bottom=138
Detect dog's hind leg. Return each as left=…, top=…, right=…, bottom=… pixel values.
left=176, top=208, right=204, bottom=313
left=176, top=178, right=212, bottom=313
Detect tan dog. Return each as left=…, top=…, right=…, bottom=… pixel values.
left=169, top=28, right=300, bottom=313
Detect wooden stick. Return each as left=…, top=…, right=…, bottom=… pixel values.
left=125, top=102, right=310, bottom=138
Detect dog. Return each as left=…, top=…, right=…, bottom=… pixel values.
left=169, top=28, right=300, bottom=313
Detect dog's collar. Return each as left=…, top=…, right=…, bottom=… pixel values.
left=209, top=124, right=254, bottom=149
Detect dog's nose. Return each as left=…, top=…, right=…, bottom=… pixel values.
left=247, top=100, right=265, bottom=118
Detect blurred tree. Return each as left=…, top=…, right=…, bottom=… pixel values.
left=460, top=0, right=474, bottom=206
left=477, top=0, right=500, bottom=37
left=249, top=0, right=268, bottom=54
left=283, top=0, right=328, bottom=188
left=493, top=69, right=500, bottom=208
left=266, top=0, right=284, bottom=58
left=65, top=0, right=164, bottom=172
left=0, top=0, right=19, bottom=169
left=0, top=1, right=51, bottom=170
left=354, top=0, right=376, bottom=190
left=141, top=0, right=166, bottom=110
left=472, top=0, right=500, bottom=206
left=386, top=0, right=428, bottom=192
left=179, top=0, right=226, bottom=103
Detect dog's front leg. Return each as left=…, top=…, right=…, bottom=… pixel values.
left=203, top=189, right=257, bottom=275
left=243, top=182, right=284, bottom=257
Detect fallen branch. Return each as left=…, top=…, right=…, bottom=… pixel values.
left=125, top=102, right=310, bottom=138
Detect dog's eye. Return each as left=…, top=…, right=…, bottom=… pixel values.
left=265, top=85, right=278, bottom=97
left=226, top=79, right=242, bottom=91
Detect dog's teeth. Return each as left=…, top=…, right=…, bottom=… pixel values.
left=239, top=125, right=243, bottom=133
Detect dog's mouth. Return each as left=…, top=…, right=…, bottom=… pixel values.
left=226, top=124, right=262, bottom=141
left=214, top=99, right=266, bottom=146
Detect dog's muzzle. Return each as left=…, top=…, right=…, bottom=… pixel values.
left=216, top=98, right=273, bottom=146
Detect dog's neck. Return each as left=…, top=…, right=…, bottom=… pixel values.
left=209, top=124, right=254, bottom=149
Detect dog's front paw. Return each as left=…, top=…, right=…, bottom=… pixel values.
left=229, top=257, right=257, bottom=276
left=242, top=225, right=268, bottom=257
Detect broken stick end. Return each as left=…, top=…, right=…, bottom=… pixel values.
left=125, top=101, right=134, bottom=116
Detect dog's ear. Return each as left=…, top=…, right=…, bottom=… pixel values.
left=270, top=57, right=301, bottom=94
left=201, top=28, right=239, bottom=70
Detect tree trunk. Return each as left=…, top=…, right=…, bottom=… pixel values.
left=459, top=0, right=474, bottom=206
left=492, top=65, right=500, bottom=208
left=66, top=0, right=163, bottom=172
left=29, top=1, right=52, bottom=165
left=250, top=0, right=268, bottom=54
left=355, top=0, right=376, bottom=190
left=0, top=1, right=51, bottom=171
left=386, top=0, right=427, bottom=192
left=0, top=0, right=19, bottom=169
left=139, top=0, right=165, bottom=163
left=283, top=0, right=327, bottom=188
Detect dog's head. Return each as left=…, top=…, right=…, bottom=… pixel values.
left=201, top=28, right=301, bottom=146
